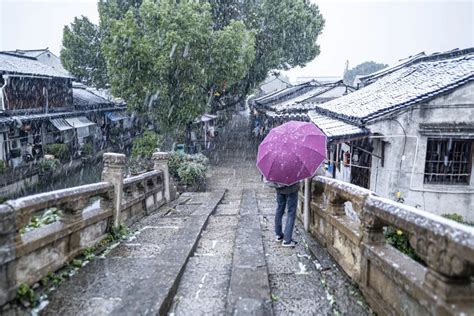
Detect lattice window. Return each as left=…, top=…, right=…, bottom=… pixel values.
left=424, top=138, right=472, bottom=184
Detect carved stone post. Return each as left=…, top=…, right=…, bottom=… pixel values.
left=0, top=204, right=16, bottom=306
left=153, top=152, right=170, bottom=202
left=360, top=212, right=385, bottom=245
left=409, top=234, right=474, bottom=304
left=101, top=153, right=126, bottom=229
left=303, top=178, right=311, bottom=232
left=327, top=191, right=345, bottom=216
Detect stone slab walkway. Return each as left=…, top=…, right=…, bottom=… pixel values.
left=41, top=191, right=224, bottom=315
left=39, top=111, right=371, bottom=315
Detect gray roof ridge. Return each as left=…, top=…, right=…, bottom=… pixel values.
left=362, top=74, right=474, bottom=123
left=308, top=75, right=474, bottom=126
left=0, top=51, right=37, bottom=61
left=360, top=47, right=473, bottom=83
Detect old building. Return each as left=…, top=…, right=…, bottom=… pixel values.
left=249, top=80, right=355, bottom=139
left=307, top=48, right=474, bottom=220
left=0, top=51, right=127, bottom=189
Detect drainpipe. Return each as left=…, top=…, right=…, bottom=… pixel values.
left=303, top=177, right=310, bottom=232
left=0, top=75, right=8, bottom=112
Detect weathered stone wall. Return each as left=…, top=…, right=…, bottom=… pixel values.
left=0, top=152, right=171, bottom=306
left=298, top=176, right=474, bottom=316
left=367, top=82, right=474, bottom=221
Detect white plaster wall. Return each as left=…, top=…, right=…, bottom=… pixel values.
left=367, top=82, right=474, bottom=221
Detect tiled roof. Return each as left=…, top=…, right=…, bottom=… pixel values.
left=310, top=48, right=474, bottom=124
left=264, top=111, right=309, bottom=121
left=253, top=83, right=309, bottom=105
left=308, top=112, right=367, bottom=140
left=269, top=83, right=354, bottom=113
left=73, top=87, right=111, bottom=106
left=0, top=52, right=73, bottom=78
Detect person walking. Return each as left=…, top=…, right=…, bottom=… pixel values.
left=274, top=182, right=300, bottom=247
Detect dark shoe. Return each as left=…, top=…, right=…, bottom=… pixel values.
left=282, top=240, right=297, bottom=247
left=275, top=234, right=284, bottom=242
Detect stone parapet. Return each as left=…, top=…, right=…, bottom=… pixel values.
left=0, top=152, right=172, bottom=307
left=298, top=176, right=474, bottom=315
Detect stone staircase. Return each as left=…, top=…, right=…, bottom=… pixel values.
left=37, top=111, right=371, bottom=316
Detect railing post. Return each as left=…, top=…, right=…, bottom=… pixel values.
left=303, top=178, right=311, bottom=232
left=409, top=234, right=474, bottom=304
left=327, top=191, right=346, bottom=216
left=101, top=153, right=126, bottom=229
left=0, top=204, right=16, bottom=306
left=153, top=152, right=170, bottom=202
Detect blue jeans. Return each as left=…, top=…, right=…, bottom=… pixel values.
left=274, top=191, right=298, bottom=243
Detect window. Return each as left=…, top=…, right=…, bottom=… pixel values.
left=424, top=138, right=472, bottom=184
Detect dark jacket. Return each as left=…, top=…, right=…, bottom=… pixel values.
left=276, top=183, right=300, bottom=195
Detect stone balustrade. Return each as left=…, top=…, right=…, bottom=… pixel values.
left=297, top=176, right=474, bottom=316
left=0, top=152, right=172, bottom=306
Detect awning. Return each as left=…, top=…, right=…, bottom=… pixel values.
left=50, top=118, right=73, bottom=131
left=106, top=111, right=129, bottom=122
left=65, top=116, right=96, bottom=128
left=198, top=114, right=217, bottom=123
left=308, top=111, right=368, bottom=141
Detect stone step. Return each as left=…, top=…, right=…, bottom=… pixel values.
left=41, top=190, right=225, bottom=316
left=226, top=189, right=273, bottom=315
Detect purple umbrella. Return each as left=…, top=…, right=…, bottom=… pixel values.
left=257, top=121, right=327, bottom=185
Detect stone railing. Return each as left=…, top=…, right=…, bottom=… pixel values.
left=297, top=176, right=474, bottom=316
left=0, top=152, right=172, bottom=306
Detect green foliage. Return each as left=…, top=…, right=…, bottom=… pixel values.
left=169, top=152, right=208, bottom=186
left=101, top=0, right=256, bottom=130
left=82, top=143, right=93, bottom=156
left=45, top=143, right=69, bottom=161
left=131, top=131, right=162, bottom=159
left=384, top=227, right=424, bottom=264
left=110, top=224, right=130, bottom=241
left=343, top=61, right=388, bottom=86
left=61, top=16, right=108, bottom=88
left=16, top=283, right=39, bottom=307
left=71, top=259, right=84, bottom=268
left=38, top=158, right=61, bottom=174
left=0, top=160, right=6, bottom=174
left=20, top=208, right=63, bottom=235
left=178, top=162, right=206, bottom=186
left=168, top=152, right=186, bottom=178
left=441, top=213, right=474, bottom=226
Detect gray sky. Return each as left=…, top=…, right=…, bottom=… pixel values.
left=1, top=0, right=473, bottom=82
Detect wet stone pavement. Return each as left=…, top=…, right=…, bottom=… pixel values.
left=37, top=111, right=371, bottom=315
left=170, top=111, right=371, bottom=315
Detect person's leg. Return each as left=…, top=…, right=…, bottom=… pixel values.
left=283, top=191, right=298, bottom=243
left=274, top=193, right=287, bottom=238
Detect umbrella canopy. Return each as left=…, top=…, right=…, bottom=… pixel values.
left=257, top=121, right=327, bottom=185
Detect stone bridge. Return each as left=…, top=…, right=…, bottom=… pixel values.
left=0, top=112, right=473, bottom=315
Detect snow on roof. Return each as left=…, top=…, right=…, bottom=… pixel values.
left=308, top=112, right=367, bottom=140
left=8, top=48, right=52, bottom=58
left=0, top=52, right=73, bottom=78
left=310, top=48, right=474, bottom=123
left=73, top=87, right=111, bottom=106
left=269, top=82, right=354, bottom=113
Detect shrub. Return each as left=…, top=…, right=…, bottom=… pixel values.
left=16, top=283, right=38, bottom=307
left=441, top=213, right=474, bottom=227
left=169, top=152, right=209, bottom=186
left=45, top=143, right=69, bottom=161
left=384, top=226, right=424, bottom=264
left=169, top=152, right=186, bottom=178
left=20, top=207, right=62, bottom=234
left=38, top=158, right=61, bottom=174
left=178, top=162, right=206, bottom=186
left=0, top=160, right=6, bottom=174
left=131, top=131, right=162, bottom=159
left=82, top=142, right=93, bottom=156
